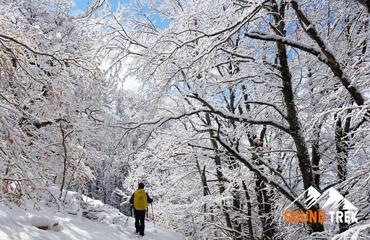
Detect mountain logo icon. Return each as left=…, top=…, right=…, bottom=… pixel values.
left=283, top=186, right=358, bottom=224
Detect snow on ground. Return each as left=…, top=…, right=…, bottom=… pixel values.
left=0, top=191, right=184, bottom=240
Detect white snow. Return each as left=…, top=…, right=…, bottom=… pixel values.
left=0, top=196, right=184, bottom=240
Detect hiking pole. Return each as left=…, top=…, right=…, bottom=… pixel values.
left=123, top=214, right=130, bottom=228
left=151, top=203, right=157, bottom=233
left=123, top=205, right=132, bottom=228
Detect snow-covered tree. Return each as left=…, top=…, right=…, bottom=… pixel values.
left=106, top=0, right=370, bottom=238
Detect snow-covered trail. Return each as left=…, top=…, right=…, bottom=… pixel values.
left=0, top=205, right=183, bottom=240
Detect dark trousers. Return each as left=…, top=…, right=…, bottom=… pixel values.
left=134, top=209, right=146, bottom=235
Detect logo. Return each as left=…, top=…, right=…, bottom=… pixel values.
left=283, top=186, right=358, bottom=224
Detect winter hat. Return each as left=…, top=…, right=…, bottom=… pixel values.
left=138, top=182, right=145, bottom=189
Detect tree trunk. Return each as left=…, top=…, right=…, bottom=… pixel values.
left=242, top=181, right=255, bottom=240
left=271, top=0, right=324, bottom=232
left=248, top=130, right=278, bottom=240
left=205, top=113, right=234, bottom=233
left=59, top=123, right=68, bottom=199
left=311, top=122, right=323, bottom=189
left=335, top=115, right=351, bottom=232
left=195, top=157, right=211, bottom=224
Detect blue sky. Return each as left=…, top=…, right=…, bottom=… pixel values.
left=73, top=0, right=121, bottom=12
left=72, top=0, right=170, bottom=29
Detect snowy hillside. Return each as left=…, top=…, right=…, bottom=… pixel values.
left=0, top=194, right=183, bottom=240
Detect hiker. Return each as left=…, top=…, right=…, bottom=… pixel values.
left=129, top=182, right=153, bottom=236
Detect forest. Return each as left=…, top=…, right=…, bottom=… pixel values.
left=0, top=0, right=369, bottom=239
